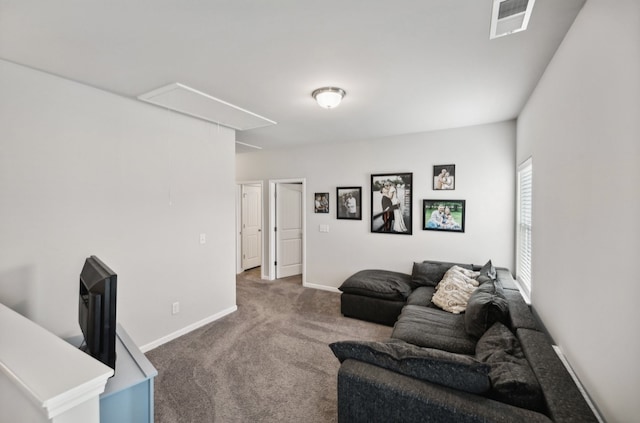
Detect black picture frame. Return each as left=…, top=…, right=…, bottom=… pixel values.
left=314, top=192, right=329, bottom=213
left=336, top=187, right=362, bottom=220
left=433, top=164, right=455, bottom=190
left=423, top=199, right=465, bottom=232
left=370, top=173, right=413, bottom=234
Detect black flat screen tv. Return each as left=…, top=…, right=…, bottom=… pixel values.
left=78, top=255, right=117, bottom=370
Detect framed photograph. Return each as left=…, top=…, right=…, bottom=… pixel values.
left=371, top=173, right=412, bottom=234
left=314, top=193, right=329, bottom=213
left=336, top=187, right=362, bottom=220
left=423, top=200, right=465, bottom=233
left=433, top=164, right=455, bottom=190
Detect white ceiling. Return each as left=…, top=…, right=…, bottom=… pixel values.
left=0, top=0, right=585, bottom=153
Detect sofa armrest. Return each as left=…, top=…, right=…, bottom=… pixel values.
left=338, top=359, right=552, bottom=423
left=517, top=329, right=599, bottom=423
left=495, top=267, right=519, bottom=290
left=504, top=289, right=540, bottom=331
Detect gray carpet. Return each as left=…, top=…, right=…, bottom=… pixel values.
left=146, top=268, right=392, bottom=423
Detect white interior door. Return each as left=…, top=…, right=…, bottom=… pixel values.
left=241, top=184, right=262, bottom=270
left=276, top=183, right=302, bottom=278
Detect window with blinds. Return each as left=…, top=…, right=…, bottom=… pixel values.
left=516, top=158, right=532, bottom=298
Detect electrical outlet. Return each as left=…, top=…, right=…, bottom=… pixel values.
left=199, top=233, right=206, bottom=244
left=172, top=302, right=180, bottom=315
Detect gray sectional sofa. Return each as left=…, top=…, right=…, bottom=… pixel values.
left=331, top=260, right=598, bottom=423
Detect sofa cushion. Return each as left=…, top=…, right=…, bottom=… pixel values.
left=431, top=266, right=479, bottom=314
left=339, top=270, right=413, bottom=301
left=406, top=286, right=436, bottom=307
left=477, top=260, right=497, bottom=284
left=411, top=260, right=472, bottom=288
left=391, top=305, right=477, bottom=354
left=340, top=293, right=405, bottom=327
left=465, top=280, right=510, bottom=338
left=476, top=322, right=545, bottom=412
left=329, top=339, right=491, bottom=394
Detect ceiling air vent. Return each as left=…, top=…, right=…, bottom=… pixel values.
left=490, top=0, right=536, bottom=39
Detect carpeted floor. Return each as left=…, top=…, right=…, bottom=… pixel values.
left=146, top=268, right=392, bottom=423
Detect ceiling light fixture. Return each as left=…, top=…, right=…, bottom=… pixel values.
left=312, top=87, right=346, bottom=109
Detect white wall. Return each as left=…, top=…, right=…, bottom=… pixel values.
left=237, top=121, right=516, bottom=289
left=0, top=59, right=237, bottom=348
left=517, top=0, right=640, bottom=421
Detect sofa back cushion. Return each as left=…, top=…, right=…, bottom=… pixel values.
left=330, top=339, right=490, bottom=394
left=411, top=260, right=472, bottom=288
left=476, top=260, right=497, bottom=284
left=465, top=280, right=510, bottom=338
left=406, top=285, right=436, bottom=307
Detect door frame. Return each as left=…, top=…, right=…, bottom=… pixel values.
left=269, top=178, right=306, bottom=283
left=236, top=180, right=264, bottom=277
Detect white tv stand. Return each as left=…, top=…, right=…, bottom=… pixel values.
left=0, top=303, right=156, bottom=423
left=0, top=302, right=113, bottom=423
left=100, top=324, right=158, bottom=423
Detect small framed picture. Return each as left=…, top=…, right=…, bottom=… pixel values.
left=336, top=187, right=362, bottom=220
left=433, top=164, right=455, bottom=190
left=371, top=173, right=413, bottom=234
left=423, top=200, right=465, bottom=233
left=314, top=193, right=329, bottom=213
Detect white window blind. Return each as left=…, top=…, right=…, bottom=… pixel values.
left=517, top=158, right=533, bottom=298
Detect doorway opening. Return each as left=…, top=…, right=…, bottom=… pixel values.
left=268, top=178, right=306, bottom=283
left=236, top=181, right=264, bottom=277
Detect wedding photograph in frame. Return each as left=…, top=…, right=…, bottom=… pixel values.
left=336, top=187, right=362, bottom=220
left=423, top=199, right=465, bottom=232
left=433, top=164, right=455, bottom=190
left=370, top=173, right=412, bottom=234
left=314, top=192, right=329, bottom=213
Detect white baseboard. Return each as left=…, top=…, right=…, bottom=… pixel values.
left=140, top=305, right=238, bottom=352
left=303, top=282, right=341, bottom=293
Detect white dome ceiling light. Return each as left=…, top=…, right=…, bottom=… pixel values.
left=312, top=87, right=346, bottom=109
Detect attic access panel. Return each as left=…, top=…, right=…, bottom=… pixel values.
left=138, top=83, right=276, bottom=131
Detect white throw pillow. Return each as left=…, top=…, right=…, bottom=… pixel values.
left=432, top=266, right=479, bottom=314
